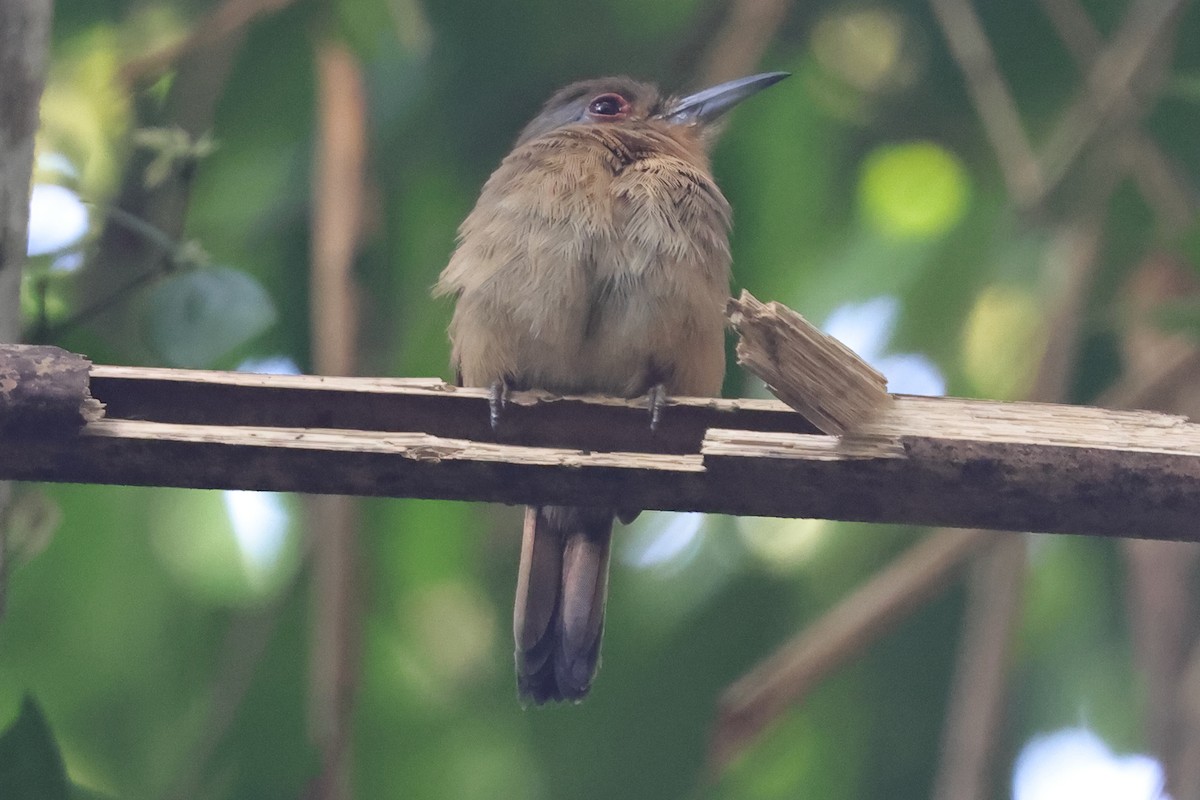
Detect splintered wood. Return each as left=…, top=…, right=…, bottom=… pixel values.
left=727, top=290, right=891, bottom=435
left=4, top=344, right=1200, bottom=539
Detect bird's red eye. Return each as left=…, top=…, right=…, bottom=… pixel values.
left=587, top=93, right=630, bottom=119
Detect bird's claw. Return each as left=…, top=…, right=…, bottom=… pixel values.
left=489, top=379, right=511, bottom=431
left=647, top=384, right=667, bottom=432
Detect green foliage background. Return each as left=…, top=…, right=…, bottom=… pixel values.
left=5, top=0, right=1200, bottom=797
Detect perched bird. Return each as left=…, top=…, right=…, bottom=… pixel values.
left=435, top=72, right=787, bottom=704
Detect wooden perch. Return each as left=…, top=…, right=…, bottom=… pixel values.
left=1, top=344, right=1199, bottom=540
left=728, top=290, right=890, bottom=434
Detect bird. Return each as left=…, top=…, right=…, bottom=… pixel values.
left=435, top=71, right=787, bottom=704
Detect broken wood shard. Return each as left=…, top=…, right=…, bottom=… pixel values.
left=727, top=290, right=891, bottom=435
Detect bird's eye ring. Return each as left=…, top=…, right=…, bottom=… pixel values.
left=587, top=93, right=630, bottom=120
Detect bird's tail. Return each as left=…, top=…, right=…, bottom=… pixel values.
left=513, top=505, right=613, bottom=704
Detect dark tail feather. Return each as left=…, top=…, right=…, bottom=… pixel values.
left=513, top=505, right=613, bottom=704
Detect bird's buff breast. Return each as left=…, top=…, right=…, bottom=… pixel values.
left=442, top=127, right=733, bottom=397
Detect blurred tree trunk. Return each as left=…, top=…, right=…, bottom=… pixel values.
left=0, top=0, right=52, bottom=337
left=0, top=0, right=54, bottom=617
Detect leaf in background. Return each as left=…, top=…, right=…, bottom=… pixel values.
left=132, top=127, right=217, bottom=189
left=2, top=488, right=61, bottom=567
left=0, top=696, right=69, bottom=800
left=962, top=284, right=1045, bottom=400
left=142, top=266, right=277, bottom=368
left=858, top=141, right=970, bottom=240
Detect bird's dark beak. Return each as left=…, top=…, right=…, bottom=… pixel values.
left=662, top=71, right=789, bottom=125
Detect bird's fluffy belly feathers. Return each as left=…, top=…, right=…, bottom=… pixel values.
left=438, top=125, right=733, bottom=398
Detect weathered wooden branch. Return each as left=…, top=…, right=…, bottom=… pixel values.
left=1, top=0, right=56, bottom=622
left=1, top=344, right=1198, bottom=540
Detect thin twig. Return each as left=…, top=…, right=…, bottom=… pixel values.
left=710, top=527, right=994, bottom=770
left=310, top=43, right=366, bottom=380
left=1036, top=0, right=1188, bottom=203
left=1038, top=0, right=1197, bottom=229
left=32, top=206, right=185, bottom=341
left=930, top=538, right=1027, bottom=800
left=928, top=0, right=1045, bottom=206
left=696, top=0, right=792, bottom=87
left=121, top=0, right=299, bottom=83
left=83, top=13, right=243, bottom=355
left=1029, top=221, right=1104, bottom=403
left=307, top=41, right=368, bottom=800
left=1123, top=537, right=1199, bottom=765
left=162, top=581, right=300, bottom=800
left=1173, top=638, right=1200, bottom=798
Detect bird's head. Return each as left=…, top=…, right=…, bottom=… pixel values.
left=515, top=72, right=788, bottom=146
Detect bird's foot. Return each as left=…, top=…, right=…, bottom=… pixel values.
left=647, top=384, right=667, bottom=432
left=489, top=379, right=511, bottom=431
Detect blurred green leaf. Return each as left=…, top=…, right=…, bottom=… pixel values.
left=961, top=283, right=1045, bottom=399
left=2, top=488, right=60, bottom=567
left=0, top=696, right=69, bottom=800
left=858, top=141, right=971, bottom=240
left=132, top=127, right=217, bottom=189
left=141, top=266, right=277, bottom=368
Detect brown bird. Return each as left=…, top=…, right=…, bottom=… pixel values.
left=435, top=72, right=787, bottom=704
